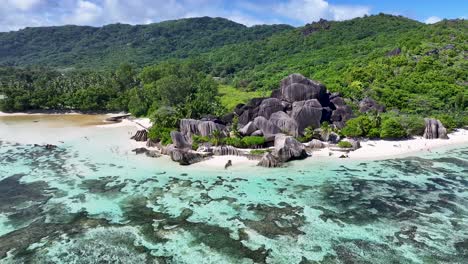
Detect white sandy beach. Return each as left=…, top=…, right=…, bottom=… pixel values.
left=1, top=112, right=467, bottom=167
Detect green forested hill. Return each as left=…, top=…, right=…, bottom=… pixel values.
left=202, top=15, right=467, bottom=115
left=0, top=17, right=292, bottom=68
left=0, top=14, right=466, bottom=129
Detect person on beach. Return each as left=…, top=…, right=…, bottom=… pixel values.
left=225, top=160, right=232, bottom=169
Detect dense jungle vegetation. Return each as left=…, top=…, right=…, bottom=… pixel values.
left=0, top=14, right=466, bottom=140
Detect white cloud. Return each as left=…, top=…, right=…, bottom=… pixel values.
left=425, top=16, right=442, bottom=24
left=7, top=0, right=42, bottom=11
left=0, top=0, right=372, bottom=32
left=274, top=0, right=370, bottom=23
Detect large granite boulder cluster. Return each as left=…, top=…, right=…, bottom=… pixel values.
left=179, top=119, right=227, bottom=140
left=234, top=74, right=353, bottom=138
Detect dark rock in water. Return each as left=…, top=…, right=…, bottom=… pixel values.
left=170, top=131, right=191, bottom=149
left=339, top=154, right=348, bottom=158
left=131, top=130, right=148, bottom=142
left=423, top=118, right=448, bottom=139
left=274, top=134, right=307, bottom=162
left=239, top=121, right=258, bottom=136
left=359, top=97, right=385, bottom=113
left=279, top=74, right=327, bottom=104
left=213, top=145, right=241, bottom=156
left=257, top=98, right=284, bottom=119
left=386, top=48, right=401, bottom=57
left=132, top=147, right=161, bottom=158
left=258, top=153, right=282, bottom=168
left=132, top=148, right=149, bottom=155
left=253, top=116, right=281, bottom=137
left=145, top=150, right=161, bottom=158
left=269, top=111, right=299, bottom=137
left=291, top=99, right=323, bottom=135
left=44, top=144, right=57, bottom=150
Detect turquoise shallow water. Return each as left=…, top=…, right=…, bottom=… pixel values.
left=0, top=117, right=467, bottom=263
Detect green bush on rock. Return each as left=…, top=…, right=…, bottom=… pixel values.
left=337, top=141, right=353, bottom=148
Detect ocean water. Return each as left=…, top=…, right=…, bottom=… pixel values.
left=0, top=116, right=467, bottom=264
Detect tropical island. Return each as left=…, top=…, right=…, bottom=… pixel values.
left=1, top=7, right=468, bottom=264
left=1, top=14, right=466, bottom=167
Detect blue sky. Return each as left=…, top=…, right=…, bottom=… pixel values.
left=0, top=0, right=466, bottom=32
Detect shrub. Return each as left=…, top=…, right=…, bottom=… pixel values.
left=380, top=118, right=407, bottom=139
left=341, top=115, right=373, bottom=137
left=400, top=115, right=425, bottom=136
left=192, top=135, right=210, bottom=144
left=337, top=141, right=353, bottom=148
left=224, top=137, right=244, bottom=148
left=367, top=128, right=381, bottom=138
left=148, top=125, right=173, bottom=145
left=241, top=136, right=265, bottom=148
left=250, top=149, right=268, bottom=155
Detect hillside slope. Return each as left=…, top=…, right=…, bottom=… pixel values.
left=0, top=17, right=292, bottom=69
left=202, top=14, right=467, bottom=115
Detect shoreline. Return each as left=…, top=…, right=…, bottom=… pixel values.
left=1, top=112, right=467, bottom=168
left=193, top=129, right=468, bottom=168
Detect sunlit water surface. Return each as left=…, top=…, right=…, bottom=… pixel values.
left=0, top=116, right=467, bottom=263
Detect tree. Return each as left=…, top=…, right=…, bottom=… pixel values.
left=380, top=118, right=406, bottom=139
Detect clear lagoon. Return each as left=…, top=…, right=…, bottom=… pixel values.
left=0, top=115, right=467, bottom=263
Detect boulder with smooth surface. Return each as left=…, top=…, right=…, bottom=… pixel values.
left=291, top=99, right=323, bottom=135
left=274, top=134, right=308, bottom=162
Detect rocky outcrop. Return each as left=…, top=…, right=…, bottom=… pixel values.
left=306, top=139, right=325, bottom=149
left=423, top=118, right=449, bottom=139
left=386, top=48, right=401, bottom=57
left=330, top=97, right=353, bottom=129
left=132, top=147, right=161, bottom=158
left=239, top=121, right=258, bottom=136
left=198, top=121, right=225, bottom=137
left=170, top=131, right=191, bottom=149
left=212, top=145, right=242, bottom=156
left=359, top=97, right=385, bottom=113
left=280, top=74, right=327, bottom=104
left=180, top=119, right=201, bottom=139
left=349, top=139, right=361, bottom=150
left=291, top=99, right=323, bottom=134
left=269, top=111, right=299, bottom=136
left=251, top=130, right=264, bottom=136
left=131, top=130, right=148, bottom=142
left=169, top=148, right=207, bottom=165
left=253, top=116, right=281, bottom=137
left=257, top=98, right=284, bottom=119
left=257, top=153, right=282, bottom=168
left=274, top=134, right=307, bottom=162
left=179, top=119, right=226, bottom=139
